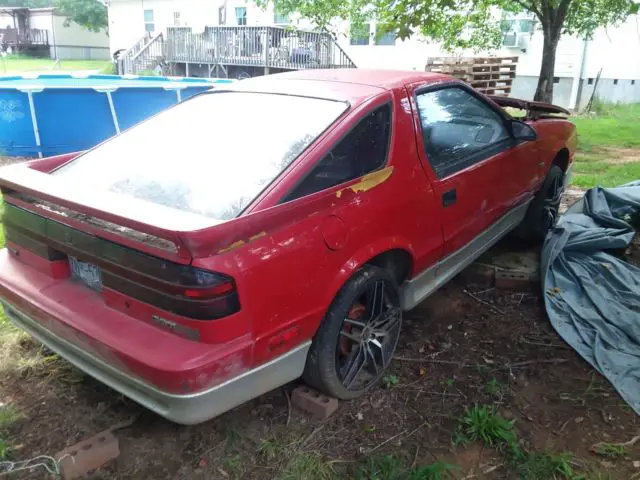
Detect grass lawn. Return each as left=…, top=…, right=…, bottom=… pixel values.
left=571, top=103, right=640, bottom=189
left=0, top=55, right=113, bottom=75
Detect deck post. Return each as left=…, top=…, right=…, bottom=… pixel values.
left=264, top=27, right=270, bottom=76
left=185, top=62, right=190, bottom=77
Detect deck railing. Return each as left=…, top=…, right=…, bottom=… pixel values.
left=166, top=26, right=356, bottom=70
left=130, top=32, right=166, bottom=74
left=0, top=28, right=49, bottom=47
left=116, top=33, right=152, bottom=75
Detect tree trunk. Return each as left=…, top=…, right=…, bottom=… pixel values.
left=534, top=28, right=561, bottom=103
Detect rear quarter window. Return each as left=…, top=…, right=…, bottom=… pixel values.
left=283, top=103, right=392, bottom=202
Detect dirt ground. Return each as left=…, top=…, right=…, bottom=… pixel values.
left=3, top=233, right=640, bottom=479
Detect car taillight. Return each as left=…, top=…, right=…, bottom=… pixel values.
left=116, top=266, right=241, bottom=320
left=181, top=268, right=236, bottom=298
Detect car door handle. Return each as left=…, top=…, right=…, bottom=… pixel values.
left=442, top=189, right=457, bottom=207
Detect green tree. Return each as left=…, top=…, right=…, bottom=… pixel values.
left=265, top=0, right=638, bottom=103
left=53, top=0, right=107, bottom=33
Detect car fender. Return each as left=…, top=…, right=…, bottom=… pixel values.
left=321, top=236, right=416, bottom=312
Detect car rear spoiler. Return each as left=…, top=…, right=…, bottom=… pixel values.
left=488, top=96, right=570, bottom=120
left=0, top=162, right=220, bottom=264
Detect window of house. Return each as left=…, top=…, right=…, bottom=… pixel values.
left=553, top=77, right=560, bottom=84
left=632, top=80, right=636, bottom=85
left=614, top=79, right=619, bottom=85
left=235, top=7, right=247, bottom=26
left=218, top=6, right=226, bottom=25
left=588, top=78, right=594, bottom=85
left=375, top=30, right=396, bottom=46
left=274, top=11, right=289, bottom=24
left=173, top=12, right=181, bottom=27
left=416, top=87, right=510, bottom=178
left=284, top=104, right=392, bottom=202
left=144, top=9, right=154, bottom=33
left=350, top=23, right=370, bottom=46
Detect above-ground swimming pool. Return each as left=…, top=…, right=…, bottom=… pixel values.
left=0, top=74, right=234, bottom=158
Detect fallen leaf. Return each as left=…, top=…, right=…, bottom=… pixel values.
left=198, top=459, right=208, bottom=468
left=575, top=416, right=584, bottom=423
left=217, top=467, right=229, bottom=477
left=633, top=460, right=640, bottom=468
left=483, top=357, right=495, bottom=365
left=419, top=346, right=425, bottom=353
left=356, top=412, right=364, bottom=421
left=419, top=367, right=426, bottom=376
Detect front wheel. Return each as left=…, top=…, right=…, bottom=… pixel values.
left=516, top=165, right=565, bottom=242
left=303, top=265, right=403, bottom=400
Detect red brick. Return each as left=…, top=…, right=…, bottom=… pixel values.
left=291, top=386, right=339, bottom=419
left=55, top=429, right=119, bottom=480
left=495, top=270, right=538, bottom=289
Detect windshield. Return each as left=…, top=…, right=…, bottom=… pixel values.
left=54, top=91, right=348, bottom=220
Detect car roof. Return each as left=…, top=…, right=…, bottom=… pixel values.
left=225, top=69, right=453, bottom=104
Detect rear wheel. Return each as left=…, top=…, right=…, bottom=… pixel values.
left=516, top=165, right=565, bottom=242
left=303, top=265, right=402, bottom=399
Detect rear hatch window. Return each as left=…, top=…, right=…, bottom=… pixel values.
left=53, top=92, right=347, bottom=221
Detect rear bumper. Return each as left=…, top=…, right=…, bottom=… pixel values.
left=2, top=300, right=310, bottom=425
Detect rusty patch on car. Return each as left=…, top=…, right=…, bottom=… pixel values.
left=336, top=166, right=394, bottom=198
left=217, top=231, right=267, bottom=254
left=249, top=231, right=267, bottom=242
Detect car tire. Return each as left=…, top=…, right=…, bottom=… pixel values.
left=303, top=265, right=403, bottom=400
left=516, top=165, right=565, bottom=242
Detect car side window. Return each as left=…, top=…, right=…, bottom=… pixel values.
left=416, top=87, right=510, bottom=178
left=283, top=104, right=391, bottom=202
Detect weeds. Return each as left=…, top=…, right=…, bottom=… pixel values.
left=356, top=455, right=459, bottom=480
left=485, top=377, right=502, bottom=397
left=516, top=452, right=581, bottom=480
left=441, top=378, right=455, bottom=388
left=279, top=452, right=334, bottom=480
left=407, top=462, right=460, bottom=480
left=0, top=438, right=8, bottom=460
left=0, top=403, right=22, bottom=460
left=256, top=433, right=334, bottom=480
left=454, top=405, right=585, bottom=479
left=592, top=442, right=626, bottom=459
left=222, top=453, right=242, bottom=478
left=258, top=437, right=282, bottom=462
left=382, top=374, right=399, bottom=388
left=0, top=404, right=22, bottom=430
left=455, top=405, right=518, bottom=454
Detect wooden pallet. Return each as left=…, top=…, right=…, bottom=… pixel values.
left=425, top=56, right=519, bottom=96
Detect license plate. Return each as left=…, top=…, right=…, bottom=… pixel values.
left=69, top=257, right=102, bottom=291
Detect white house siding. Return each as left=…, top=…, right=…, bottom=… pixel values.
left=50, top=14, right=110, bottom=59
left=107, top=0, right=640, bottom=108
left=108, top=0, right=261, bottom=54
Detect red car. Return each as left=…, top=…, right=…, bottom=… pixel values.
left=0, top=70, right=576, bottom=424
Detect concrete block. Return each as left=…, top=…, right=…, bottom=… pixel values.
left=56, top=429, right=119, bottom=480
left=495, top=270, right=539, bottom=289
left=291, top=386, right=339, bottom=419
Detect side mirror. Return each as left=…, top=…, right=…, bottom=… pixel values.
left=511, top=119, right=537, bottom=141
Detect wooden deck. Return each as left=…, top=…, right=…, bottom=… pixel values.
left=117, top=26, right=355, bottom=76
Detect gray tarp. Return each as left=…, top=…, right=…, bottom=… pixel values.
left=541, top=181, right=640, bottom=415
